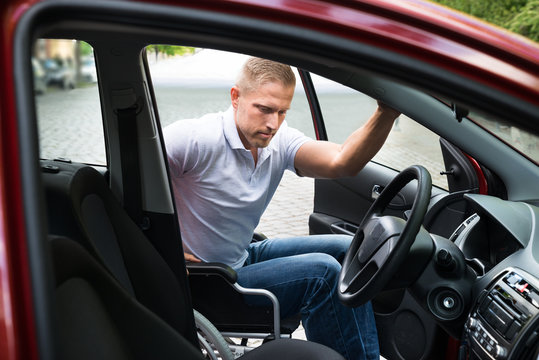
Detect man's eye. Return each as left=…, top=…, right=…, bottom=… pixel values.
left=279, top=110, right=287, bottom=116
left=258, top=106, right=273, bottom=114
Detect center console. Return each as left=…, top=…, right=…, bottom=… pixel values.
left=465, top=269, right=539, bottom=359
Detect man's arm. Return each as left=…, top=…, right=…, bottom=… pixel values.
left=294, top=102, right=400, bottom=178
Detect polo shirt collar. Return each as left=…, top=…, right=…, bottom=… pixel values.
left=223, top=106, right=245, bottom=150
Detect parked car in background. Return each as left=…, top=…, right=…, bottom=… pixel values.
left=40, top=58, right=76, bottom=89
left=80, top=56, right=97, bottom=83
left=1, top=1, right=538, bottom=360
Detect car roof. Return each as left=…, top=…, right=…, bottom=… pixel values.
left=149, top=0, right=539, bottom=104
left=15, top=0, right=538, bottom=132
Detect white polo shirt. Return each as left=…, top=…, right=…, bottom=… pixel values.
left=164, top=107, right=312, bottom=269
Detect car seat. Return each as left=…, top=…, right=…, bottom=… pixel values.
left=51, top=235, right=205, bottom=360
left=51, top=234, right=344, bottom=359
left=42, top=160, right=344, bottom=359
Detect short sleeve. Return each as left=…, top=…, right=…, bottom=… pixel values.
left=279, top=121, right=313, bottom=173
left=163, top=119, right=199, bottom=178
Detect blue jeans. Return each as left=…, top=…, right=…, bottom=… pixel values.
left=236, top=235, right=379, bottom=360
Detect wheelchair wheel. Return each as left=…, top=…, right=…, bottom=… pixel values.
left=194, top=309, right=235, bottom=360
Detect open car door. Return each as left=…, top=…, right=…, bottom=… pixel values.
left=301, top=71, right=492, bottom=360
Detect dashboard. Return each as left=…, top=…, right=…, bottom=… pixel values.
left=451, top=213, right=523, bottom=276
left=449, top=194, right=539, bottom=359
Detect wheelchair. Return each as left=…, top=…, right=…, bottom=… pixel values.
left=187, top=233, right=302, bottom=358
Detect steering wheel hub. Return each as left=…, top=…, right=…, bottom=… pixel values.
left=338, top=165, right=432, bottom=307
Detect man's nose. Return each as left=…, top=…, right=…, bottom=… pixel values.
left=265, top=112, right=280, bottom=130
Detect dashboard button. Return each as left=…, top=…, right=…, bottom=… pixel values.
left=467, top=317, right=479, bottom=331
left=495, top=345, right=508, bottom=359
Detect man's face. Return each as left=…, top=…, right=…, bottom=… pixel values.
left=231, top=81, right=294, bottom=150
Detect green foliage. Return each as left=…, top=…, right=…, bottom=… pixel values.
left=147, top=45, right=196, bottom=59
left=431, top=0, right=538, bottom=42
left=79, top=41, right=94, bottom=57
left=507, top=0, right=539, bottom=41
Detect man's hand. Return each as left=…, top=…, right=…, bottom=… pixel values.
left=184, top=252, right=201, bottom=263
left=184, top=252, right=201, bottom=275
left=376, top=100, right=401, bottom=120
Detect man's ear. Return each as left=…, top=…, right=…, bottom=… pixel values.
left=230, top=87, right=239, bottom=109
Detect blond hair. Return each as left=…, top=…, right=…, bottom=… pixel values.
left=236, top=57, right=296, bottom=94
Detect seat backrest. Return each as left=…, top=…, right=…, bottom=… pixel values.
left=42, top=160, right=198, bottom=345
left=51, top=235, right=204, bottom=360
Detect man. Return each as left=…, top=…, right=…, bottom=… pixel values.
left=164, top=57, right=399, bottom=360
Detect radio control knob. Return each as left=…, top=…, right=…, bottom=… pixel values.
left=495, top=345, right=507, bottom=359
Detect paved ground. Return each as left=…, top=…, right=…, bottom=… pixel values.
left=256, top=172, right=314, bottom=239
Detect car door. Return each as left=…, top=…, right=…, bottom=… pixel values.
left=300, top=71, right=486, bottom=359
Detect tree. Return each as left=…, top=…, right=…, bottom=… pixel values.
left=146, top=45, right=195, bottom=62
left=431, top=0, right=538, bottom=42
left=507, top=0, right=539, bottom=41
left=75, top=41, right=95, bottom=83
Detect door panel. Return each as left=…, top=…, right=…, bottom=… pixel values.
left=310, top=161, right=423, bottom=236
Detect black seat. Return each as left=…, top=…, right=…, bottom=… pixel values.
left=51, top=235, right=204, bottom=360
left=42, top=160, right=344, bottom=359
left=188, top=242, right=301, bottom=339
left=188, top=232, right=300, bottom=340
left=42, top=161, right=198, bottom=344
left=51, top=235, right=343, bottom=360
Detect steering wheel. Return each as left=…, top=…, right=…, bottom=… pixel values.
left=338, top=165, right=432, bottom=307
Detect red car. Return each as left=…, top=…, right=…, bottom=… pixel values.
left=1, top=1, right=538, bottom=359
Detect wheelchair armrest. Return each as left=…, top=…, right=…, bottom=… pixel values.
left=186, top=262, right=238, bottom=283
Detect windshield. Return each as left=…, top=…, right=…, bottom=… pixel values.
left=469, top=112, right=539, bottom=165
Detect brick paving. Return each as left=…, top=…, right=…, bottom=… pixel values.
left=256, top=172, right=314, bottom=239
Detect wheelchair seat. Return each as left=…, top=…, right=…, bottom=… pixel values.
left=187, top=233, right=301, bottom=341
left=188, top=260, right=301, bottom=339
left=42, top=160, right=343, bottom=359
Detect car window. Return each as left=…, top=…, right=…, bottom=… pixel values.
left=33, top=38, right=105, bottom=165
left=311, top=75, right=449, bottom=189
left=146, top=46, right=449, bottom=190
left=146, top=47, right=315, bottom=139
left=469, top=111, right=539, bottom=166
left=146, top=46, right=319, bottom=238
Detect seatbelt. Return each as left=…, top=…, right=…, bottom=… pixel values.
left=117, top=103, right=150, bottom=230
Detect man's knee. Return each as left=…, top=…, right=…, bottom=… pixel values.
left=332, top=235, right=352, bottom=262
left=308, top=253, right=342, bottom=281
left=313, top=235, right=350, bottom=264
